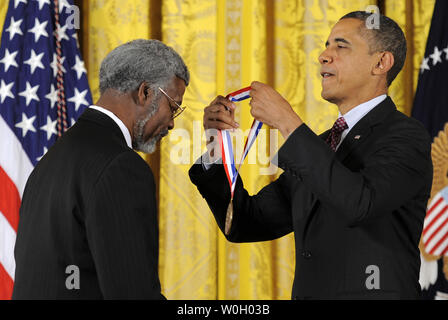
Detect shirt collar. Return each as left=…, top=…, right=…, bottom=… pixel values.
left=89, top=105, right=132, bottom=149
left=339, top=94, right=387, bottom=131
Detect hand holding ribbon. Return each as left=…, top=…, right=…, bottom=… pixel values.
left=218, top=87, right=263, bottom=235
left=249, top=81, right=303, bottom=139
left=203, top=83, right=303, bottom=235
left=203, top=95, right=239, bottom=161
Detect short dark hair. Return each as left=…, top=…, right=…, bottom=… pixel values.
left=340, top=11, right=406, bottom=86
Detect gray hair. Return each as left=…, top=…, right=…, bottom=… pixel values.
left=340, top=11, right=407, bottom=86
left=99, top=39, right=190, bottom=94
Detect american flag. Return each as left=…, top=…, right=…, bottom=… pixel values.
left=422, top=189, right=448, bottom=256
left=412, top=0, right=448, bottom=299
left=0, top=0, right=92, bottom=299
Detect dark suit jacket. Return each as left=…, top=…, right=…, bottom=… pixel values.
left=189, top=97, right=433, bottom=299
left=13, top=108, right=164, bottom=299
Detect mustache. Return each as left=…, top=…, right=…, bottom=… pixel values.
left=160, top=129, right=169, bottom=138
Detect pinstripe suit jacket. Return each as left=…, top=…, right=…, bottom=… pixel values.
left=13, top=108, right=164, bottom=299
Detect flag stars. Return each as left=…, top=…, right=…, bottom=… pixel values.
left=73, top=33, right=80, bottom=48
left=40, top=115, right=57, bottom=140
left=0, top=49, right=19, bottom=72
left=72, top=56, right=87, bottom=80
left=430, top=46, right=443, bottom=66
left=14, top=0, right=27, bottom=8
left=36, top=146, right=48, bottom=162
left=1, top=2, right=92, bottom=167
left=58, top=0, right=71, bottom=12
left=35, top=0, right=50, bottom=10
left=420, top=57, right=430, bottom=74
left=68, top=88, right=89, bottom=112
left=5, top=17, right=23, bottom=41
left=70, top=117, right=77, bottom=128
left=55, top=24, right=69, bottom=42
left=24, top=49, right=45, bottom=74
left=28, top=18, right=49, bottom=42
left=15, top=113, right=36, bottom=138
left=19, top=82, right=40, bottom=106
left=0, top=80, right=15, bottom=103
left=50, top=53, right=66, bottom=77
left=421, top=45, right=448, bottom=74
left=45, top=84, right=58, bottom=109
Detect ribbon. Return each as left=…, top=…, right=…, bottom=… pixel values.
left=217, top=86, right=263, bottom=234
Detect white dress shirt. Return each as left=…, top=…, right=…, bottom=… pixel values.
left=89, top=105, right=132, bottom=149
left=335, top=94, right=387, bottom=150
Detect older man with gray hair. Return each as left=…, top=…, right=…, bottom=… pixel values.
left=12, top=39, right=189, bottom=299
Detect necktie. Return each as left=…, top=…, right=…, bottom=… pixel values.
left=326, top=117, right=348, bottom=151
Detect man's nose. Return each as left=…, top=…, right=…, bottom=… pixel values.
left=318, top=50, right=333, bottom=64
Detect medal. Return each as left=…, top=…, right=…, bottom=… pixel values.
left=219, top=87, right=263, bottom=235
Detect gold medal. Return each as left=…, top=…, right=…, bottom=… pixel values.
left=224, top=198, right=233, bottom=235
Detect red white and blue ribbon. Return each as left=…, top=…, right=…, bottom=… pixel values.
left=218, top=86, right=263, bottom=198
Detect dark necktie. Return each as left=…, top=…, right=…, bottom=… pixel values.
left=326, top=117, right=348, bottom=151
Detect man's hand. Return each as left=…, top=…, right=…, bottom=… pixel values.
left=203, top=96, right=239, bottom=160
left=249, top=81, right=303, bottom=138
left=204, top=95, right=239, bottom=131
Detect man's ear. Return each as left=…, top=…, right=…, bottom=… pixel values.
left=137, top=82, right=151, bottom=106
left=373, top=51, right=394, bottom=76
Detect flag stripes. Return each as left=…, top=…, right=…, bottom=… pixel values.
left=0, top=211, right=16, bottom=280
left=0, top=166, right=20, bottom=231
left=423, top=190, right=448, bottom=255
left=0, top=262, right=13, bottom=300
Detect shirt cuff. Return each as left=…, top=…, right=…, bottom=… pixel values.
left=201, top=152, right=222, bottom=171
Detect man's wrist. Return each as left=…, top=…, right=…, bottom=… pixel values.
left=279, top=114, right=303, bottom=139
left=202, top=152, right=221, bottom=171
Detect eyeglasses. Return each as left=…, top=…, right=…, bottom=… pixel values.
left=158, top=87, right=186, bottom=119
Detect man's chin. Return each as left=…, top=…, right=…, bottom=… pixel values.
left=140, top=143, right=157, bottom=154
left=133, top=136, right=160, bottom=154
left=321, top=90, right=338, bottom=104
left=134, top=130, right=169, bottom=154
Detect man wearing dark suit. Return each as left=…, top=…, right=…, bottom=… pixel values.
left=12, top=39, right=189, bottom=299
left=189, top=12, right=433, bottom=299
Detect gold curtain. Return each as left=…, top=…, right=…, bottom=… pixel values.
left=155, top=0, right=434, bottom=300
left=385, top=0, right=436, bottom=114
left=0, top=0, right=435, bottom=299
left=0, top=1, right=8, bottom=40
left=72, top=0, right=439, bottom=300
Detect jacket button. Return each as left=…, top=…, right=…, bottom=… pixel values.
left=302, top=250, right=312, bottom=259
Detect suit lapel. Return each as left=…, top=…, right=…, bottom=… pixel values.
left=336, top=96, right=396, bottom=162
left=335, top=124, right=372, bottom=162
left=302, top=97, right=397, bottom=239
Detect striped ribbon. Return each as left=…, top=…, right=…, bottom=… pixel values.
left=218, top=86, right=263, bottom=198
